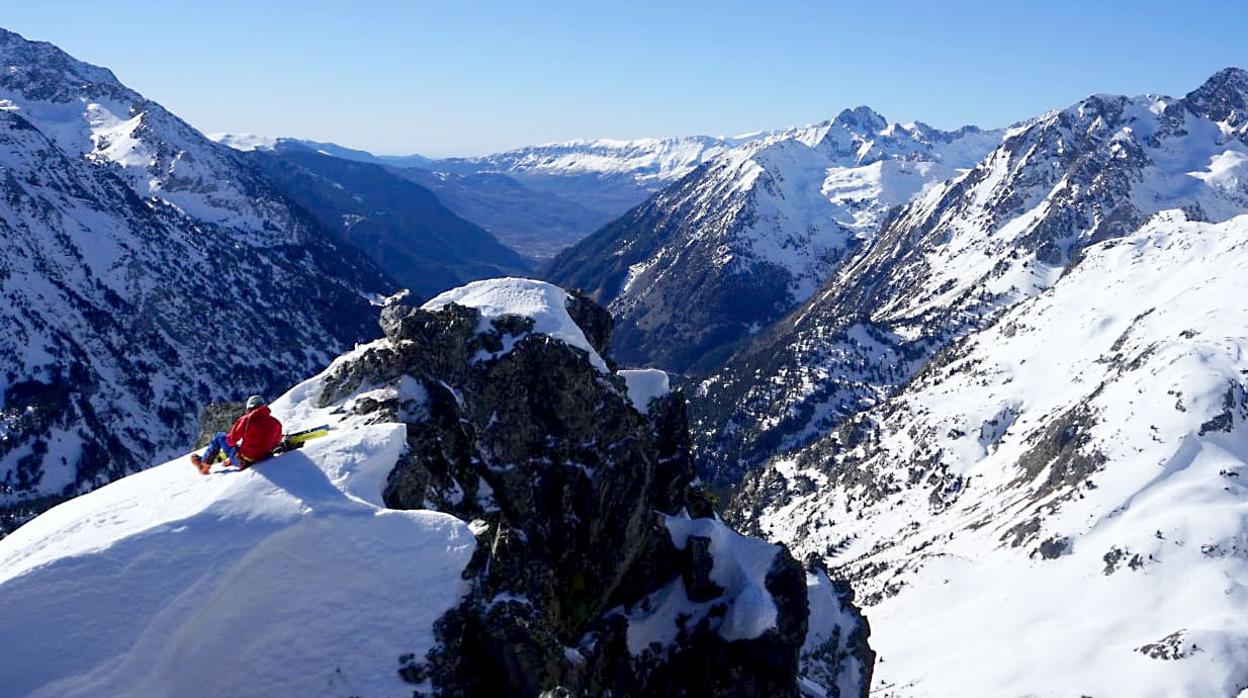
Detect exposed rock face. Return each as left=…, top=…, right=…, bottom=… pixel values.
left=304, top=284, right=873, bottom=697
left=192, top=402, right=246, bottom=448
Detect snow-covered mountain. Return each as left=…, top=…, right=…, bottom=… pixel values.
left=732, top=210, right=1248, bottom=696
left=0, top=278, right=874, bottom=697
left=695, top=68, right=1248, bottom=484
left=419, top=137, right=758, bottom=261
left=544, top=108, right=1002, bottom=372
left=0, top=28, right=393, bottom=529
left=439, top=133, right=748, bottom=187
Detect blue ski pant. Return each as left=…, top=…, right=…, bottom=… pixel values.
left=200, top=432, right=240, bottom=466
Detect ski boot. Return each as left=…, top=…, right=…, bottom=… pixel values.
left=190, top=454, right=211, bottom=475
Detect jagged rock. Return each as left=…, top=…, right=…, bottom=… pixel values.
left=683, top=536, right=726, bottom=603
left=306, top=279, right=873, bottom=697
left=564, top=288, right=614, bottom=360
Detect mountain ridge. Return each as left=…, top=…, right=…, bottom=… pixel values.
left=542, top=109, right=1002, bottom=373
left=692, top=67, right=1248, bottom=484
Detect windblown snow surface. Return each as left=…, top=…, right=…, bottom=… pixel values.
left=750, top=211, right=1248, bottom=696
left=0, top=362, right=476, bottom=698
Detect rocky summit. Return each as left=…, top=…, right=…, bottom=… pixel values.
left=313, top=279, right=874, bottom=696
left=0, top=277, right=873, bottom=698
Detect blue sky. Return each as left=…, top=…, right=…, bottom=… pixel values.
left=3, top=0, right=1246, bottom=156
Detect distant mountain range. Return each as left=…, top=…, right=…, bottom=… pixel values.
left=213, top=132, right=763, bottom=261
left=211, top=133, right=435, bottom=169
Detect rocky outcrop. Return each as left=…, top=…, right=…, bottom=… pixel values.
left=305, top=282, right=873, bottom=697
left=193, top=402, right=246, bottom=448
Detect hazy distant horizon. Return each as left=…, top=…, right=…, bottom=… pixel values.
left=4, top=0, right=1246, bottom=157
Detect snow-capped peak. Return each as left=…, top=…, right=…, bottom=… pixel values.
left=1185, top=66, right=1248, bottom=131
left=0, top=27, right=303, bottom=235
left=421, top=277, right=611, bottom=372
left=832, top=105, right=888, bottom=133
left=543, top=105, right=1001, bottom=371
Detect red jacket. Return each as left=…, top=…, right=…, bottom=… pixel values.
left=226, top=405, right=283, bottom=463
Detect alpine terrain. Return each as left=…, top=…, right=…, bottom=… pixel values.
left=2, top=13, right=1246, bottom=698
left=697, top=68, right=1248, bottom=483
left=718, top=69, right=1248, bottom=694
left=0, top=28, right=395, bottom=530
left=0, top=278, right=874, bottom=697
left=544, top=108, right=1002, bottom=373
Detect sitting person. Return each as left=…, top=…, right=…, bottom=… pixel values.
left=190, top=395, right=283, bottom=475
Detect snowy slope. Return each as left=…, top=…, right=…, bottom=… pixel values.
left=0, top=417, right=474, bottom=698
left=735, top=211, right=1248, bottom=696
left=697, top=68, right=1248, bottom=482
left=545, top=108, right=1001, bottom=372
left=0, top=28, right=392, bottom=529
